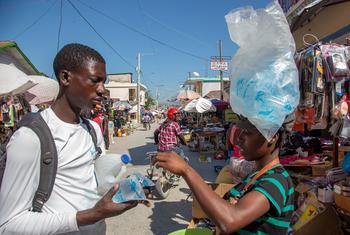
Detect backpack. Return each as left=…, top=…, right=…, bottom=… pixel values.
left=0, top=112, right=101, bottom=212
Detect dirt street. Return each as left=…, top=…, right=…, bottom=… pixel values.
left=105, top=122, right=224, bottom=235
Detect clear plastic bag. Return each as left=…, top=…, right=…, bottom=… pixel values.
left=229, top=158, right=256, bottom=180
left=225, top=1, right=299, bottom=141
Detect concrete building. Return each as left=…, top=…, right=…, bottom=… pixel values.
left=105, top=73, right=147, bottom=105
left=105, top=73, right=147, bottom=121
left=184, top=76, right=230, bottom=99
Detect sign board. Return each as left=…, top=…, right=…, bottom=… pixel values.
left=224, top=109, right=239, bottom=122
left=210, top=61, right=228, bottom=71
left=210, top=56, right=231, bottom=71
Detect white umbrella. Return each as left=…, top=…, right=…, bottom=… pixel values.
left=184, top=98, right=216, bottom=113
left=0, top=64, right=36, bottom=96
left=25, top=75, right=59, bottom=105
left=113, top=101, right=132, bottom=110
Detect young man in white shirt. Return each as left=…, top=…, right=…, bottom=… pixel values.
left=0, top=43, right=138, bottom=234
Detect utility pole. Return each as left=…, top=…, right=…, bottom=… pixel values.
left=155, top=84, right=164, bottom=111
left=136, top=52, right=153, bottom=123
left=137, top=52, right=141, bottom=123
left=219, top=40, right=224, bottom=101
left=156, top=87, right=159, bottom=111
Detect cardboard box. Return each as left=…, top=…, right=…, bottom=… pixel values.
left=334, top=192, right=350, bottom=212
left=293, top=205, right=342, bottom=235
left=192, top=183, right=234, bottom=219
left=311, top=162, right=332, bottom=176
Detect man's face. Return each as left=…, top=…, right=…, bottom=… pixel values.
left=175, top=113, right=181, bottom=122
left=65, top=59, right=106, bottom=110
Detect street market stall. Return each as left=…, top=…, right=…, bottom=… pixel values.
left=182, top=98, right=226, bottom=156
left=0, top=64, right=37, bottom=143
left=185, top=2, right=350, bottom=234
left=24, top=75, right=59, bottom=105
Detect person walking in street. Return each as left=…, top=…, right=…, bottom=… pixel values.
left=108, top=114, right=115, bottom=144
left=142, top=114, right=151, bottom=130
left=154, top=108, right=187, bottom=158
left=0, top=43, right=138, bottom=234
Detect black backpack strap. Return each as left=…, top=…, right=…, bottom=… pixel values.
left=18, top=112, right=58, bottom=212
left=81, top=117, right=102, bottom=158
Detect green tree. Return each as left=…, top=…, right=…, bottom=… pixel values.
left=145, top=91, right=155, bottom=110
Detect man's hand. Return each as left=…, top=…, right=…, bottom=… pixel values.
left=155, top=151, right=189, bottom=176
left=76, top=184, right=138, bottom=226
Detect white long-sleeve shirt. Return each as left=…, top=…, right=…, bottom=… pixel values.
left=0, top=108, right=106, bottom=235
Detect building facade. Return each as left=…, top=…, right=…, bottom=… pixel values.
left=184, top=76, right=230, bottom=98
left=105, top=73, right=147, bottom=105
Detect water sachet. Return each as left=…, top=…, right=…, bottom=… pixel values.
left=131, top=172, right=155, bottom=188
left=112, top=177, right=146, bottom=203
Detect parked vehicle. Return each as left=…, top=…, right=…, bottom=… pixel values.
left=146, top=151, right=180, bottom=199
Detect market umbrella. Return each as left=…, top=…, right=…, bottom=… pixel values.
left=177, top=90, right=201, bottom=101
left=113, top=101, right=132, bottom=110
left=0, top=64, right=36, bottom=96
left=204, top=90, right=229, bottom=102
left=210, top=99, right=229, bottom=110
left=184, top=98, right=216, bottom=113
left=24, top=75, right=59, bottom=105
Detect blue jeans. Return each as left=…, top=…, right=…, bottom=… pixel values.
left=158, top=146, right=186, bottom=159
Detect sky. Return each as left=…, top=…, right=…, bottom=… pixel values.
left=0, top=0, right=271, bottom=101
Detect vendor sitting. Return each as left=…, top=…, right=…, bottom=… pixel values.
left=156, top=116, right=295, bottom=234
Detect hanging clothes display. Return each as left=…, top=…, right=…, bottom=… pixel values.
left=294, top=43, right=350, bottom=133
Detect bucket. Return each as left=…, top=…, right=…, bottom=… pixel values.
left=168, top=228, right=212, bottom=235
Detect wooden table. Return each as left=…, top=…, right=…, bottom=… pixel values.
left=193, top=130, right=225, bottom=152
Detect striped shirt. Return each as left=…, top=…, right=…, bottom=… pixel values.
left=228, top=165, right=295, bottom=235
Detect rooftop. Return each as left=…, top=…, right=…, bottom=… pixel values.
left=186, top=76, right=230, bottom=83
left=0, top=41, right=39, bottom=75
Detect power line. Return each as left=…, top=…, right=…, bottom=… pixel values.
left=143, top=11, right=212, bottom=48
left=76, top=0, right=208, bottom=62
left=67, top=0, right=135, bottom=70
left=12, top=0, right=58, bottom=40
left=136, top=0, right=156, bottom=55
left=56, top=0, right=63, bottom=52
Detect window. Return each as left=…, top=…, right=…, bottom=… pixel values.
left=129, top=89, right=136, bottom=101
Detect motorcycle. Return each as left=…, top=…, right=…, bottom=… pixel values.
left=146, top=151, right=180, bottom=199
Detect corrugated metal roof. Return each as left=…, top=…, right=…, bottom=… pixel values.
left=0, top=41, right=39, bottom=75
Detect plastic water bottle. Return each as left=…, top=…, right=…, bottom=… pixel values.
left=94, top=153, right=131, bottom=195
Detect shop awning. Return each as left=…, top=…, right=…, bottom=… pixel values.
left=290, top=0, right=348, bottom=32
left=0, top=63, right=36, bottom=96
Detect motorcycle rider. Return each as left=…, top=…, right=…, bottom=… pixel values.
left=154, top=108, right=187, bottom=159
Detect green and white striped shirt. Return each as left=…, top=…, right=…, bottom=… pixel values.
left=228, top=164, right=295, bottom=235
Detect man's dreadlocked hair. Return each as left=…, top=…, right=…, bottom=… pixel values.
left=53, top=43, right=105, bottom=82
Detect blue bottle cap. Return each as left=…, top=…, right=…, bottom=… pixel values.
left=121, top=154, right=131, bottom=164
